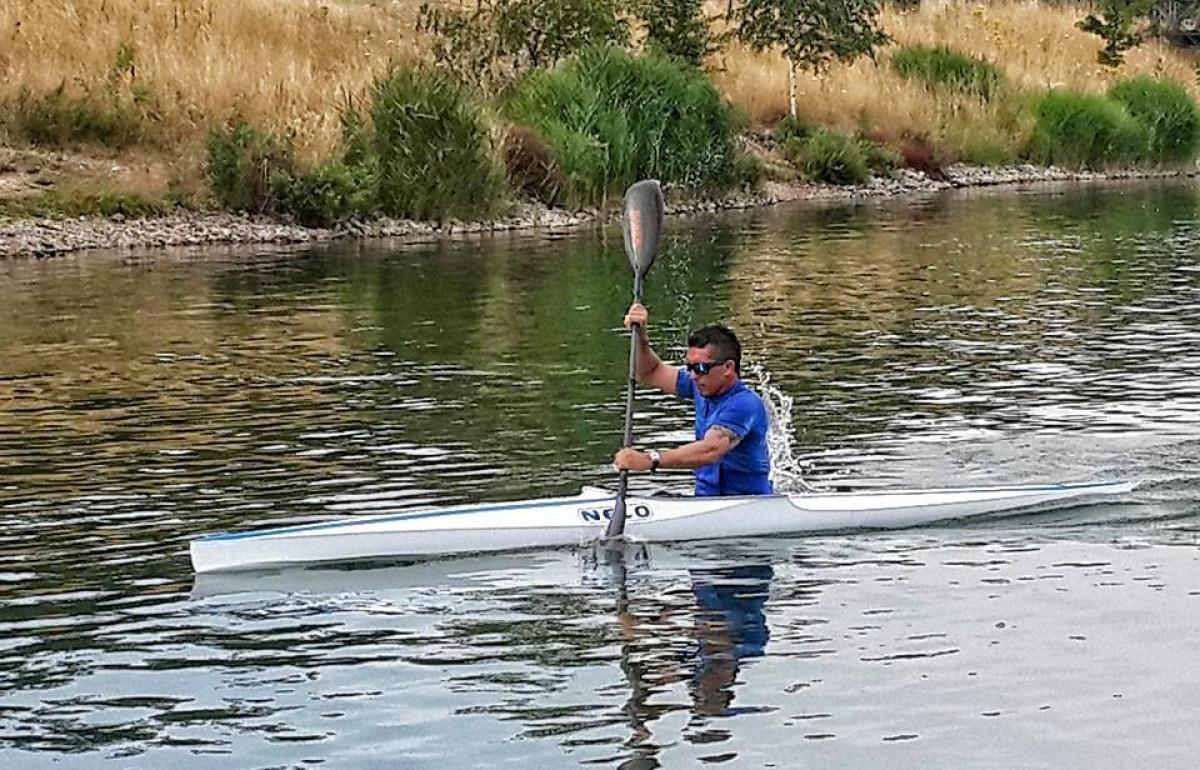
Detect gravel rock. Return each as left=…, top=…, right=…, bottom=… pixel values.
left=1, top=165, right=1194, bottom=258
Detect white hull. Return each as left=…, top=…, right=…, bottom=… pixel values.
left=189, top=479, right=1133, bottom=574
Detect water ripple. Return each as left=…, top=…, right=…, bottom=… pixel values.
left=3, top=183, right=1200, bottom=766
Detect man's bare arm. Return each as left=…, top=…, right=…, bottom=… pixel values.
left=625, top=303, right=678, bottom=395
left=613, top=427, right=740, bottom=472
left=659, top=426, right=740, bottom=469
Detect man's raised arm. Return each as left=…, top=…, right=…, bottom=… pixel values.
left=624, top=303, right=678, bottom=395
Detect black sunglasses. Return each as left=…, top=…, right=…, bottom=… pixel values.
left=686, top=358, right=730, bottom=375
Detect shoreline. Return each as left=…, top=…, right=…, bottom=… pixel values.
left=1, top=164, right=1194, bottom=258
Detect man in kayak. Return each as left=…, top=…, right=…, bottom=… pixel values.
left=613, top=303, right=773, bottom=496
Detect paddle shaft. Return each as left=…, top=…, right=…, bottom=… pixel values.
left=606, top=274, right=645, bottom=538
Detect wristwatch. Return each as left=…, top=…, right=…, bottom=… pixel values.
left=646, top=449, right=661, bottom=473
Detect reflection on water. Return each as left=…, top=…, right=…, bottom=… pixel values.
left=607, top=548, right=776, bottom=766
left=3, top=180, right=1200, bottom=766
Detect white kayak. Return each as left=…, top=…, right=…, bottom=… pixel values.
left=190, top=479, right=1133, bottom=574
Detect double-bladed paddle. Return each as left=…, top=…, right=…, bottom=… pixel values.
left=606, top=179, right=665, bottom=539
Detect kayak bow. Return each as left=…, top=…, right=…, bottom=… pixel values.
left=189, top=479, right=1133, bottom=574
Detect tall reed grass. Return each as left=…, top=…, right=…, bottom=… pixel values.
left=505, top=47, right=738, bottom=207
left=891, top=45, right=1003, bottom=100
left=372, top=67, right=502, bottom=221
left=1028, top=90, right=1149, bottom=168
left=1108, top=76, right=1200, bottom=164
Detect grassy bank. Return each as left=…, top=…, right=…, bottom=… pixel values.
left=712, top=1, right=1198, bottom=159
left=2, top=1, right=1199, bottom=222
left=0, top=0, right=408, bottom=158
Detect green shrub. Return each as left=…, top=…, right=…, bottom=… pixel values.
left=952, top=134, right=1016, bottom=166
left=891, top=45, right=1002, bottom=100
left=339, top=103, right=373, bottom=168
left=505, top=46, right=737, bottom=206
left=370, top=66, right=502, bottom=221
left=783, top=128, right=870, bottom=185
left=9, top=85, right=148, bottom=149
left=1108, top=76, right=1200, bottom=165
left=858, top=136, right=900, bottom=174
left=208, top=69, right=503, bottom=224
left=1028, top=89, right=1148, bottom=168
left=730, top=151, right=765, bottom=190
left=206, top=122, right=296, bottom=213
left=6, top=44, right=160, bottom=149
left=774, top=115, right=816, bottom=144
left=272, top=160, right=377, bottom=227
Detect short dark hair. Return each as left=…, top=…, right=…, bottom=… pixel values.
left=687, top=324, right=742, bottom=374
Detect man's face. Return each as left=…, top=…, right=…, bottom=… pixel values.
left=686, top=345, right=735, bottom=397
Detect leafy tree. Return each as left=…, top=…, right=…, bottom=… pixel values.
left=732, top=0, right=888, bottom=117
left=418, top=0, right=628, bottom=92
left=496, top=0, right=628, bottom=69
left=417, top=4, right=501, bottom=91
left=634, top=0, right=715, bottom=66
left=1077, top=0, right=1155, bottom=67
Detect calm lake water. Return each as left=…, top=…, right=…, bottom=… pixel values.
left=3, top=181, right=1200, bottom=768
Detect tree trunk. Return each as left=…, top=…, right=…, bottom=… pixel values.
left=788, top=60, right=797, bottom=118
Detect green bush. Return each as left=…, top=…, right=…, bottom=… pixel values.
left=206, top=122, right=296, bottom=213
left=951, top=133, right=1017, bottom=166
left=1108, top=76, right=1200, bottom=165
left=6, top=44, right=160, bottom=149
left=783, top=128, right=871, bottom=185
left=505, top=46, right=738, bottom=206
left=858, top=136, right=900, bottom=174
left=1028, top=89, right=1148, bottom=168
left=891, top=45, right=1003, bottom=100
left=370, top=66, right=502, bottom=221
left=208, top=69, right=503, bottom=225
left=730, top=151, right=765, bottom=190
left=774, top=115, right=816, bottom=144
left=272, top=161, right=377, bottom=228
left=9, top=84, right=149, bottom=149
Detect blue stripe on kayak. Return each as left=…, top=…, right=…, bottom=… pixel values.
left=196, top=495, right=615, bottom=542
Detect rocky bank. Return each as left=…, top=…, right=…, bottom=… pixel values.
left=1, top=164, right=1193, bottom=258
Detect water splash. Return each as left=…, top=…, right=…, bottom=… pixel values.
left=750, top=363, right=817, bottom=493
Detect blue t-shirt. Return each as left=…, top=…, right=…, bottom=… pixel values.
left=675, top=370, right=773, bottom=497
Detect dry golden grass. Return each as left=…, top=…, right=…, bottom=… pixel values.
left=709, top=0, right=1200, bottom=159
left=1, top=0, right=1198, bottom=178
left=0, top=0, right=427, bottom=161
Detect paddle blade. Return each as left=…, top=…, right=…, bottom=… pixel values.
left=623, top=180, right=664, bottom=278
